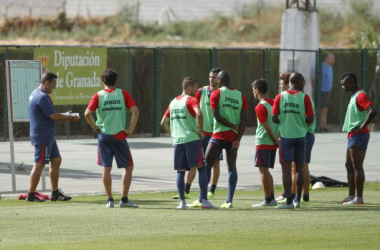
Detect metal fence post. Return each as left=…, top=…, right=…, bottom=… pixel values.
left=153, top=47, right=162, bottom=137
left=264, top=49, right=270, bottom=95
left=315, top=48, right=323, bottom=132
left=339, top=49, right=344, bottom=128
left=238, top=49, right=243, bottom=91
left=184, top=48, right=189, bottom=76
left=361, top=48, right=368, bottom=91
left=2, top=46, right=9, bottom=141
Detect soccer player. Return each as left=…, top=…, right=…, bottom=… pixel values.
left=205, top=70, right=248, bottom=209
left=272, top=72, right=314, bottom=209
left=251, top=78, right=279, bottom=207
left=340, top=72, right=377, bottom=205
left=85, top=69, right=139, bottom=208
left=161, top=77, right=216, bottom=209
left=172, top=68, right=223, bottom=204
left=27, top=72, right=80, bottom=202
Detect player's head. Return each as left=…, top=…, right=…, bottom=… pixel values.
left=289, top=72, right=305, bottom=91
left=209, top=68, right=221, bottom=87
left=279, top=72, right=291, bottom=92
left=217, top=70, right=230, bottom=87
left=251, top=78, right=268, bottom=100
left=340, top=72, right=357, bottom=93
left=182, top=77, right=198, bottom=96
left=325, top=53, right=335, bottom=66
left=41, top=72, right=58, bottom=93
left=101, top=69, right=118, bottom=87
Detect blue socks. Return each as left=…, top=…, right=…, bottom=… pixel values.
left=206, top=167, right=212, bottom=184
left=177, top=172, right=186, bottom=200
left=185, top=183, right=191, bottom=194
left=197, top=166, right=208, bottom=201
left=210, top=184, right=217, bottom=194
left=227, top=168, right=238, bottom=203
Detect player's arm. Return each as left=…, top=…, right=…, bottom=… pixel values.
left=261, top=122, right=279, bottom=145
left=304, top=95, right=314, bottom=126
left=84, top=109, right=100, bottom=133
left=50, top=112, right=80, bottom=122
left=194, top=106, right=203, bottom=137
left=125, top=106, right=139, bottom=136
left=271, top=94, right=281, bottom=124
left=351, top=104, right=377, bottom=132
left=213, top=107, right=239, bottom=131
left=160, top=116, right=171, bottom=135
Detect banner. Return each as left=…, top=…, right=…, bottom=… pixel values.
left=34, top=47, right=107, bottom=105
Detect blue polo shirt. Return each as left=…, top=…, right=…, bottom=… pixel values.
left=28, top=87, right=57, bottom=146
left=322, top=61, right=333, bottom=92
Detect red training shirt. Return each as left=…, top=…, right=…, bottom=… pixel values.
left=347, top=90, right=372, bottom=138
left=255, top=98, right=278, bottom=150
left=164, top=95, right=199, bottom=118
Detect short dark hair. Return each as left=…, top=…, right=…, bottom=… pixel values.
left=41, top=72, right=57, bottom=83
left=252, top=78, right=268, bottom=94
left=279, top=72, right=291, bottom=85
left=210, top=68, right=221, bottom=74
left=182, top=77, right=198, bottom=90
left=340, top=72, right=357, bottom=85
left=289, top=72, right=305, bottom=85
left=101, top=69, right=118, bottom=86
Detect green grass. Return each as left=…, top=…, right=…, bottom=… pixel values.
left=1, top=183, right=380, bottom=249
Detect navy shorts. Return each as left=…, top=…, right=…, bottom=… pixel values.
left=279, top=136, right=306, bottom=164
left=34, top=141, right=61, bottom=165
left=202, top=136, right=223, bottom=161
left=255, top=149, right=276, bottom=169
left=348, top=133, right=370, bottom=151
left=305, top=132, right=315, bottom=163
left=98, top=133, right=133, bottom=168
left=208, top=137, right=233, bottom=151
left=174, top=140, right=204, bottom=171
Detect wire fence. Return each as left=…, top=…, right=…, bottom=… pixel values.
left=1, top=46, right=379, bottom=142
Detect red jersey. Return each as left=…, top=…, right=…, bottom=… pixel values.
left=255, top=98, right=277, bottom=150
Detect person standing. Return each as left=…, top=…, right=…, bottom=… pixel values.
left=251, top=78, right=279, bottom=207
left=27, top=72, right=80, bottom=202
left=85, top=69, right=139, bottom=208
left=321, top=53, right=335, bottom=132
left=161, top=77, right=216, bottom=209
left=272, top=72, right=314, bottom=209
left=205, top=70, right=248, bottom=209
left=340, top=72, right=377, bottom=205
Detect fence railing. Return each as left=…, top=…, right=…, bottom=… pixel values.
left=1, top=46, right=379, bottom=142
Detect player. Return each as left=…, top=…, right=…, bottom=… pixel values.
left=85, top=69, right=139, bottom=208
left=251, top=78, right=279, bottom=207
left=161, top=77, right=216, bottom=209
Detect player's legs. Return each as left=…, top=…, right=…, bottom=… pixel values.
left=209, top=159, right=220, bottom=195
left=345, top=148, right=355, bottom=198
left=293, top=137, right=306, bottom=203
left=185, top=167, right=196, bottom=194
left=225, top=146, right=238, bottom=204
left=122, top=165, right=134, bottom=198
left=29, top=162, right=45, bottom=193
left=279, top=137, right=295, bottom=206
left=321, top=108, right=328, bottom=130
left=303, top=162, right=310, bottom=194
left=205, top=142, right=223, bottom=183
left=349, top=147, right=366, bottom=198
left=102, top=166, right=112, bottom=199
left=259, top=167, right=272, bottom=197
left=49, top=157, right=62, bottom=192
left=290, top=162, right=296, bottom=197
left=281, top=162, right=292, bottom=204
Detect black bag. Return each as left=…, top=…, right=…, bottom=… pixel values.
left=310, top=175, right=348, bottom=187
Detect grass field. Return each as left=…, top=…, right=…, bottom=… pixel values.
left=1, top=183, right=380, bottom=249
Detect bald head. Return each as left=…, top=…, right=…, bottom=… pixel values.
left=289, top=72, right=305, bottom=91
left=217, top=70, right=230, bottom=87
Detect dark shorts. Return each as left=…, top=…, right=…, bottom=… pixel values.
left=348, top=133, right=370, bottom=151
left=279, top=136, right=306, bottom=164
left=202, top=136, right=223, bottom=161
left=255, top=149, right=276, bottom=169
left=98, top=133, right=133, bottom=168
left=174, top=140, right=204, bottom=171
left=321, top=92, right=330, bottom=109
left=208, top=137, right=233, bottom=151
left=34, top=141, right=61, bottom=164
left=305, top=132, right=315, bottom=163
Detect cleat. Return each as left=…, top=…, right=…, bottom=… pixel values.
left=220, top=202, right=233, bottom=209
left=120, top=200, right=138, bottom=208
left=105, top=201, right=114, bottom=208
left=186, top=200, right=202, bottom=208
left=51, top=191, right=71, bottom=201
left=207, top=191, right=214, bottom=199
left=201, top=199, right=217, bottom=209
left=275, top=195, right=286, bottom=202
left=251, top=199, right=277, bottom=207
left=293, top=201, right=300, bottom=208
left=277, top=198, right=287, bottom=204
left=177, top=200, right=186, bottom=209
left=276, top=203, right=294, bottom=209
left=301, top=199, right=310, bottom=205
left=340, top=197, right=354, bottom=204
left=26, top=197, right=45, bottom=202
left=172, top=193, right=190, bottom=200
left=342, top=199, right=364, bottom=206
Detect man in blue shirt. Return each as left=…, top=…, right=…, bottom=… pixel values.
left=27, top=72, right=80, bottom=202
left=321, top=53, right=335, bottom=132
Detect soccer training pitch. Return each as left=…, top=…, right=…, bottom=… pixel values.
left=1, top=183, right=379, bottom=249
